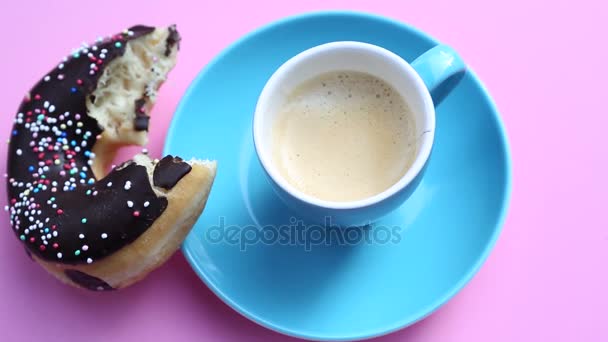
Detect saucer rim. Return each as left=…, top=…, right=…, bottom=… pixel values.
left=166, top=10, right=513, bottom=342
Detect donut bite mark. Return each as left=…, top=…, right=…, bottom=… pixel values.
left=5, top=25, right=216, bottom=290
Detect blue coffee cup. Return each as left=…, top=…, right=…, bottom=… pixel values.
left=253, top=41, right=465, bottom=226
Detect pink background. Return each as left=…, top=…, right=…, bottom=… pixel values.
left=1, top=0, right=607, bottom=341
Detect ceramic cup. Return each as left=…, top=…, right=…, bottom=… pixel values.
left=253, top=41, right=466, bottom=226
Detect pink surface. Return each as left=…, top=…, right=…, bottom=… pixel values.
left=1, top=0, right=606, bottom=341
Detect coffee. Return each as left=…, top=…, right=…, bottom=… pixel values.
left=271, top=71, right=417, bottom=202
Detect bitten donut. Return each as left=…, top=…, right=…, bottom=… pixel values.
left=5, top=25, right=216, bottom=291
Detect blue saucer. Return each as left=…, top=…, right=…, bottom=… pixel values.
left=164, top=11, right=512, bottom=341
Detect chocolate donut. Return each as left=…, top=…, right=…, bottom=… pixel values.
left=5, top=25, right=216, bottom=290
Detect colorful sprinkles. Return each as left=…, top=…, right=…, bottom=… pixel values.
left=5, top=26, right=169, bottom=266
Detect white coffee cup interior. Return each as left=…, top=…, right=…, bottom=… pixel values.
left=253, top=41, right=435, bottom=209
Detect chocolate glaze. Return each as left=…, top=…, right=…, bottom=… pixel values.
left=165, top=25, right=181, bottom=57
left=65, top=269, right=114, bottom=291
left=134, top=97, right=149, bottom=131
left=153, top=155, right=192, bottom=190
left=6, top=25, right=179, bottom=265
left=134, top=116, right=150, bottom=131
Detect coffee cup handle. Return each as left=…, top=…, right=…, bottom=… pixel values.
left=411, top=44, right=466, bottom=105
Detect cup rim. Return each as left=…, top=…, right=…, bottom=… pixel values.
left=253, top=41, right=435, bottom=210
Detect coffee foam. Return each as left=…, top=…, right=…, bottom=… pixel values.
left=272, top=71, right=417, bottom=202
